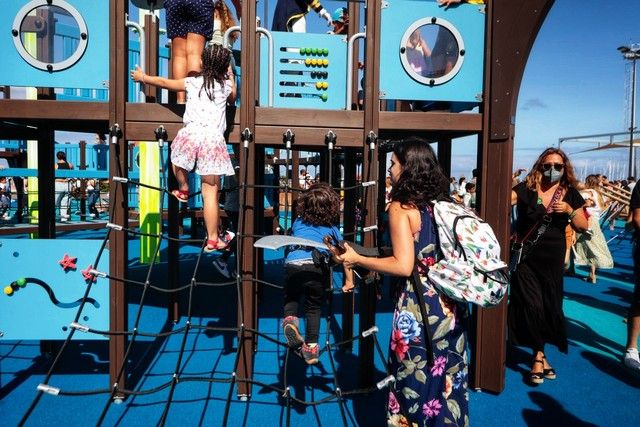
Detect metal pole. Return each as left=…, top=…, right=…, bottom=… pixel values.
left=631, top=57, right=637, bottom=177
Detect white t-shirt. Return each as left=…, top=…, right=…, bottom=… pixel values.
left=183, top=76, right=232, bottom=135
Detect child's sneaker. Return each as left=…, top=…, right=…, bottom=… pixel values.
left=219, top=230, right=236, bottom=249
left=623, top=348, right=640, bottom=372
left=301, top=343, right=319, bottom=365
left=282, top=316, right=303, bottom=349
left=212, top=258, right=233, bottom=279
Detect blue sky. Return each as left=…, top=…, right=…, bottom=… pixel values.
left=53, top=1, right=640, bottom=180
left=498, top=1, right=639, bottom=179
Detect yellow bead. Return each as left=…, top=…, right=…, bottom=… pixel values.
left=322, top=82, right=329, bottom=89
left=4, top=286, right=14, bottom=296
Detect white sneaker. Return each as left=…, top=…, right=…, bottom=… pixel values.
left=213, top=258, right=233, bottom=279
left=623, top=348, right=640, bottom=371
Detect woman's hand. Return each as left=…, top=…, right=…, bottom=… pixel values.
left=552, top=200, right=573, bottom=214
left=332, top=242, right=360, bottom=269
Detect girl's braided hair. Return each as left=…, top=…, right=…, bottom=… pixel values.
left=199, top=43, right=232, bottom=101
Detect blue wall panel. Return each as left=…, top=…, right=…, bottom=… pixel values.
left=0, top=0, right=109, bottom=90
left=0, top=239, right=109, bottom=340
left=260, top=32, right=348, bottom=110
left=380, top=1, right=485, bottom=103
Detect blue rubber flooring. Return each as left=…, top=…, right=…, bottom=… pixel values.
left=1, top=224, right=639, bottom=426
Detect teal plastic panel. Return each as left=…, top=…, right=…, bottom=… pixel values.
left=0, top=0, right=109, bottom=90
left=260, top=32, right=348, bottom=110
left=0, top=239, right=109, bottom=340
left=380, top=0, right=485, bottom=103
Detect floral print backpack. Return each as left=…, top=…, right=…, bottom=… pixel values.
left=426, top=201, right=509, bottom=307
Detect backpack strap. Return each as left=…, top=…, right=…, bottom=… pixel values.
left=411, top=260, right=435, bottom=367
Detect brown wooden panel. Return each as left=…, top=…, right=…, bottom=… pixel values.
left=0, top=100, right=108, bottom=121
left=489, top=0, right=553, bottom=140
left=379, top=111, right=482, bottom=132
left=125, top=122, right=184, bottom=141
left=254, top=126, right=363, bottom=147
left=126, top=102, right=184, bottom=123
left=472, top=0, right=554, bottom=394
left=256, top=107, right=363, bottom=128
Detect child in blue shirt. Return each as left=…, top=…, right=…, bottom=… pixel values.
left=282, top=182, right=353, bottom=364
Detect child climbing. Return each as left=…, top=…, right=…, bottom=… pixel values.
left=131, top=43, right=236, bottom=252
left=282, top=182, right=354, bottom=365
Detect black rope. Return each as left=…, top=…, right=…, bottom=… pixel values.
left=16, top=133, right=399, bottom=426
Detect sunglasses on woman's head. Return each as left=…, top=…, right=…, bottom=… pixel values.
left=541, top=163, right=564, bottom=172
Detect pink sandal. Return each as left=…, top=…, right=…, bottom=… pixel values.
left=204, top=239, right=228, bottom=253
left=171, top=189, right=189, bottom=203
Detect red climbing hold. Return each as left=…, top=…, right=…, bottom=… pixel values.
left=59, top=254, right=78, bottom=271
left=82, top=265, right=97, bottom=283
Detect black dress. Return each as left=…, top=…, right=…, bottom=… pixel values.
left=508, top=182, right=585, bottom=353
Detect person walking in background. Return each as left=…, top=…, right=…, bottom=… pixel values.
left=509, top=148, right=588, bottom=385
left=573, top=174, right=614, bottom=283
left=331, top=138, right=469, bottom=426
left=0, top=177, right=11, bottom=220
left=55, top=151, right=74, bottom=222
left=624, top=183, right=640, bottom=372
left=86, top=178, right=101, bottom=219
left=165, top=0, right=216, bottom=103
left=131, top=43, right=236, bottom=253
left=271, top=0, right=332, bottom=33
left=282, top=182, right=354, bottom=365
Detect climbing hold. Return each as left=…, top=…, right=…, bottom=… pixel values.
left=82, top=265, right=98, bottom=283
left=59, top=254, right=78, bottom=271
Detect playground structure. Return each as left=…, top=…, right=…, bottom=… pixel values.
left=0, top=0, right=556, bottom=411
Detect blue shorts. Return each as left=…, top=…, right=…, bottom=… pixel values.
left=165, top=0, right=214, bottom=40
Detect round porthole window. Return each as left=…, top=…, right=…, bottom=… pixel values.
left=11, top=0, right=88, bottom=72
left=399, top=17, right=465, bottom=86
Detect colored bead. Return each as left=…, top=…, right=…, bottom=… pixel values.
left=16, top=278, right=27, bottom=287
left=4, top=286, right=13, bottom=296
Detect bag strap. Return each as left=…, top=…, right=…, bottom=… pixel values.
left=412, top=257, right=435, bottom=367
left=514, top=185, right=564, bottom=245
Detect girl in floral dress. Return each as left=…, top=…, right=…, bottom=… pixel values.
left=131, top=43, right=236, bottom=252
left=332, top=138, right=469, bottom=426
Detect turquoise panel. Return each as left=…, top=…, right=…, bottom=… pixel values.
left=260, top=32, right=348, bottom=110
left=0, top=239, right=109, bottom=340
left=0, top=0, right=109, bottom=90
left=380, top=0, right=485, bottom=103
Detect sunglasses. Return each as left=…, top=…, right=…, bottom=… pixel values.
left=541, top=163, right=564, bottom=172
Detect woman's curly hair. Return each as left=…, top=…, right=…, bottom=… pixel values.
left=214, top=1, right=238, bottom=43
left=295, top=182, right=340, bottom=226
left=523, top=147, right=577, bottom=190
left=389, top=137, right=450, bottom=210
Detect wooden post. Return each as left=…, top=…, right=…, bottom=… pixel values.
left=473, top=0, right=554, bottom=393
left=359, top=0, right=383, bottom=387
left=237, top=0, right=258, bottom=399
left=108, top=0, right=129, bottom=395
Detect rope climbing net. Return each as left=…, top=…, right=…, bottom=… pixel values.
left=17, top=135, right=400, bottom=426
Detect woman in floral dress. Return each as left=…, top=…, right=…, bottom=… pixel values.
left=332, top=138, right=469, bottom=426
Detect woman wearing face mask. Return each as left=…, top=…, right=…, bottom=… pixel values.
left=508, top=147, right=588, bottom=385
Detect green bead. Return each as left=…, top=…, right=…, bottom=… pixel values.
left=312, top=48, right=318, bottom=55
left=16, top=278, right=27, bottom=287
left=323, top=48, right=329, bottom=56
left=320, top=93, right=328, bottom=101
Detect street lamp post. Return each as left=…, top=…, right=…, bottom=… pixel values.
left=619, top=44, right=640, bottom=178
